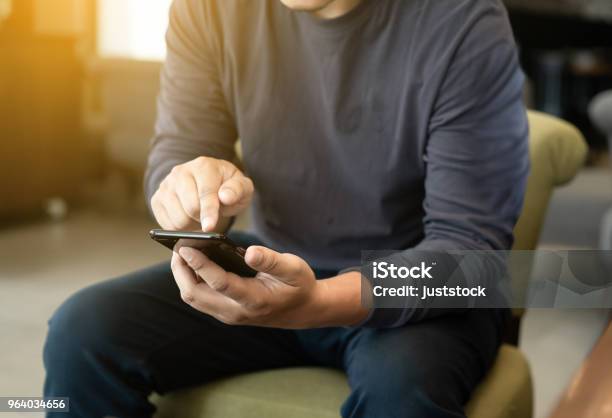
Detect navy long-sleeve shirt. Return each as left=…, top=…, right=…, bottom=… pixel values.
left=145, top=0, right=529, bottom=327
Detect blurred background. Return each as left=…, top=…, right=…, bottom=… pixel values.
left=0, top=1, right=611, bottom=417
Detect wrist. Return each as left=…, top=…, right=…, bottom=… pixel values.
left=308, top=272, right=370, bottom=328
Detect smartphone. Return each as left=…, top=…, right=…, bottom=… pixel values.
left=149, top=229, right=258, bottom=277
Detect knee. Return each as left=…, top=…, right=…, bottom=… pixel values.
left=343, top=348, right=462, bottom=418
left=44, top=282, right=129, bottom=369
left=350, top=355, right=425, bottom=401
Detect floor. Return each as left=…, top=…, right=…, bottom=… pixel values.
left=522, top=167, right=612, bottom=418
left=0, top=210, right=169, bottom=418
left=0, top=167, right=610, bottom=418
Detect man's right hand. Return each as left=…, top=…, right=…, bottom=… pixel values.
left=151, top=156, right=254, bottom=232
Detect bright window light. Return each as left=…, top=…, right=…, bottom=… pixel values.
left=97, top=0, right=172, bottom=61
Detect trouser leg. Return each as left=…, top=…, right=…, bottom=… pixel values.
left=43, top=262, right=308, bottom=418
left=294, top=309, right=507, bottom=418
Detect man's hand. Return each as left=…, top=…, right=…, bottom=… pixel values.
left=171, top=245, right=369, bottom=329
left=151, top=157, right=254, bottom=232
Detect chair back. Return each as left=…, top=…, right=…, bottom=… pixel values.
left=506, top=110, right=587, bottom=343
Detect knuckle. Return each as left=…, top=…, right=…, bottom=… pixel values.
left=219, top=159, right=237, bottom=171
left=210, top=279, right=230, bottom=294
left=198, top=189, right=218, bottom=203
left=194, top=156, right=211, bottom=167
left=200, top=202, right=218, bottom=215
left=285, top=254, right=306, bottom=275
left=199, top=187, right=217, bottom=198
left=158, top=179, right=169, bottom=191
left=180, top=290, right=195, bottom=304
left=261, top=254, right=279, bottom=273
left=168, top=213, right=189, bottom=230
left=246, top=298, right=266, bottom=312
left=229, top=312, right=247, bottom=325
left=189, top=258, right=206, bottom=272
left=170, top=165, right=182, bottom=176
left=294, top=263, right=307, bottom=277
left=182, top=200, right=200, bottom=218
left=151, top=198, right=167, bottom=220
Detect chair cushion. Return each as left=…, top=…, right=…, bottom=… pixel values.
left=152, top=344, right=532, bottom=418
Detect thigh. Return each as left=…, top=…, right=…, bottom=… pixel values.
left=49, top=262, right=309, bottom=394
left=338, top=309, right=508, bottom=418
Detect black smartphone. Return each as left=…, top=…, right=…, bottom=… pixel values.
left=149, top=229, right=258, bottom=277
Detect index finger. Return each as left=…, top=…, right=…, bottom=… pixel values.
left=199, top=191, right=220, bottom=231
left=172, top=251, right=245, bottom=319
left=191, top=164, right=223, bottom=231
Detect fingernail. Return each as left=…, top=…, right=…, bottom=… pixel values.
left=201, top=217, right=214, bottom=231
left=250, top=248, right=262, bottom=265
left=179, top=247, right=194, bottom=263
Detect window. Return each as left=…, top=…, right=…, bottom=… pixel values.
left=97, top=0, right=172, bottom=61
left=0, top=0, right=12, bottom=26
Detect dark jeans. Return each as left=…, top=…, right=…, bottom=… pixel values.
left=43, top=233, right=508, bottom=418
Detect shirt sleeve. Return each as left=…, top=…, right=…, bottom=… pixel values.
left=144, top=0, right=237, bottom=208
left=360, top=2, right=530, bottom=328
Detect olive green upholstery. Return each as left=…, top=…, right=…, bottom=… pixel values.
left=152, top=111, right=587, bottom=418
left=513, top=111, right=588, bottom=251
left=510, top=111, right=587, bottom=316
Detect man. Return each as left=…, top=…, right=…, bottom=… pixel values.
left=44, top=0, right=529, bottom=417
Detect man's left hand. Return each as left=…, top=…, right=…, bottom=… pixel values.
left=171, top=245, right=333, bottom=329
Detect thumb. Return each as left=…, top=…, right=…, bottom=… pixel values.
left=245, top=246, right=309, bottom=283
